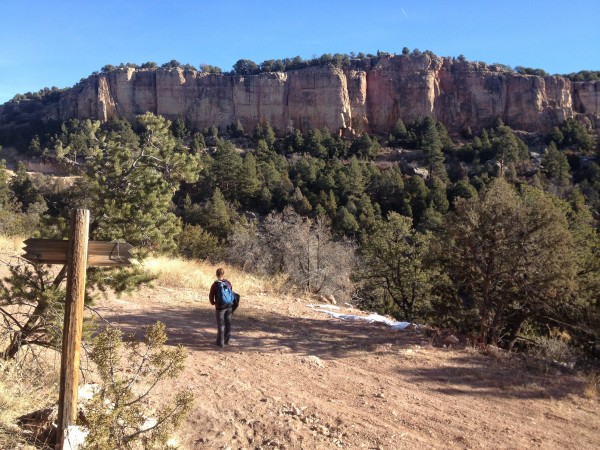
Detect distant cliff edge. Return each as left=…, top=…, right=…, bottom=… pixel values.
left=1, top=53, right=599, bottom=136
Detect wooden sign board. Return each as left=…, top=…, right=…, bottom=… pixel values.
left=23, top=239, right=134, bottom=266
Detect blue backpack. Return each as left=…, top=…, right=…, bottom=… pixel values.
left=216, top=280, right=234, bottom=308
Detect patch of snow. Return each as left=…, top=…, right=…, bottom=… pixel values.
left=308, top=305, right=413, bottom=330
left=142, top=417, right=158, bottom=431
left=63, top=425, right=88, bottom=450
left=78, top=383, right=100, bottom=401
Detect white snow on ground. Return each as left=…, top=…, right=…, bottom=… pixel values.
left=307, top=305, right=413, bottom=330
left=63, top=426, right=88, bottom=450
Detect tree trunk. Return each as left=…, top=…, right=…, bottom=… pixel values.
left=2, top=301, right=47, bottom=359
left=506, top=312, right=528, bottom=351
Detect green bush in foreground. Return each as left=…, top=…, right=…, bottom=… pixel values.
left=82, top=322, right=193, bottom=450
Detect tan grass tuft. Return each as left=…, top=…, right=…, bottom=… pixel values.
left=0, top=235, right=24, bottom=257
left=583, top=372, right=599, bottom=400
left=143, top=256, right=267, bottom=296
left=0, top=354, right=59, bottom=448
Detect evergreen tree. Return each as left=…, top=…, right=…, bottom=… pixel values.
left=85, top=113, right=200, bottom=252
left=9, top=162, right=40, bottom=210
left=258, top=186, right=273, bottom=213
left=232, top=119, right=245, bottom=137
left=253, top=122, right=276, bottom=150
left=437, top=178, right=576, bottom=347
left=491, top=125, right=521, bottom=171
left=559, top=118, right=594, bottom=151
left=283, top=128, right=304, bottom=153
left=393, top=118, right=408, bottom=140
left=447, top=179, right=477, bottom=207
left=0, top=159, right=31, bottom=236
left=177, top=224, right=222, bottom=260
left=354, top=193, right=379, bottom=233
left=238, top=153, right=261, bottom=206
left=421, top=117, right=446, bottom=179
left=338, top=156, right=366, bottom=201
left=291, top=187, right=313, bottom=215
left=372, top=164, right=405, bottom=214
left=349, top=134, right=379, bottom=159
left=405, top=175, right=429, bottom=223
left=190, top=132, right=206, bottom=152
left=203, top=187, right=233, bottom=239
left=435, top=121, right=454, bottom=151
left=426, top=177, right=449, bottom=214
left=171, top=116, right=188, bottom=138
left=335, top=206, right=360, bottom=236
left=548, top=126, right=564, bottom=147
left=357, top=212, right=434, bottom=321
left=0, top=159, right=13, bottom=207
left=542, top=141, right=571, bottom=186
left=1, top=113, right=201, bottom=358
left=211, top=140, right=243, bottom=200
left=305, top=129, right=327, bottom=158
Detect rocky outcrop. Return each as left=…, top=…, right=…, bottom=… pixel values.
left=2, top=54, right=599, bottom=135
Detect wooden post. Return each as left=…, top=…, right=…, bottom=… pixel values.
left=57, top=209, right=90, bottom=448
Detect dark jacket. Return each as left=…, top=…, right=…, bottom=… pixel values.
left=209, top=279, right=233, bottom=309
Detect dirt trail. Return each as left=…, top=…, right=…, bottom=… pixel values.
left=93, top=287, right=600, bottom=449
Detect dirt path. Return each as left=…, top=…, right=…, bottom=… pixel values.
left=92, top=287, right=600, bottom=449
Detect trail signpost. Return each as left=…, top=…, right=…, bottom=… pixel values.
left=22, top=209, right=134, bottom=449
left=23, top=239, right=134, bottom=266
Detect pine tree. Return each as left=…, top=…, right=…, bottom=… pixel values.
left=421, top=117, right=446, bottom=179
left=0, top=159, right=12, bottom=207
left=305, top=129, right=327, bottom=158
left=339, top=156, right=366, bottom=201
left=437, top=178, right=576, bottom=347
left=393, top=119, right=408, bottom=140
left=426, top=177, right=449, bottom=214
left=211, top=140, right=243, bottom=200
left=238, top=153, right=261, bottom=205
left=335, top=206, right=360, bottom=236
left=203, top=187, right=233, bottom=239
left=0, top=113, right=200, bottom=358
left=405, top=175, right=429, bottom=224
left=372, top=164, right=404, bottom=214
left=542, top=141, right=571, bottom=186
left=9, top=162, right=39, bottom=210
left=85, top=113, right=200, bottom=253
left=357, top=212, right=434, bottom=321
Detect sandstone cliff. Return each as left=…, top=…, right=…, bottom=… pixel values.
left=2, top=54, right=599, bottom=136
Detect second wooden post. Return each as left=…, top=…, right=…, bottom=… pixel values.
left=57, top=209, right=90, bottom=448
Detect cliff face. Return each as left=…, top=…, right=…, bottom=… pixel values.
left=2, top=54, right=599, bottom=136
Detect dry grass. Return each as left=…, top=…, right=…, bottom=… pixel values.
left=584, top=372, right=599, bottom=400
left=0, top=354, right=60, bottom=449
left=142, top=256, right=277, bottom=297
left=0, top=235, right=24, bottom=257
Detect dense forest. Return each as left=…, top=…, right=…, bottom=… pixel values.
left=0, top=105, right=599, bottom=364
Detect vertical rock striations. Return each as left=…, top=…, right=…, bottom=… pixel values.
left=2, top=54, right=599, bottom=135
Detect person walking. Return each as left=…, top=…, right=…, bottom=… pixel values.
left=209, top=268, right=233, bottom=347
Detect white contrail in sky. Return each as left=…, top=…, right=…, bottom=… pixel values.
left=401, top=8, right=408, bottom=17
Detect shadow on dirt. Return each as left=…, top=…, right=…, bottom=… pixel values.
left=394, top=353, right=585, bottom=400
left=96, top=302, right=585, bottom=401
left=96, top=303, right=418, bottom=360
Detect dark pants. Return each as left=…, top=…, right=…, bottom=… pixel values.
left=215, top=307, right=232, bottom=346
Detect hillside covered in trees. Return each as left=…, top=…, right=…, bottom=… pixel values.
left=1, top=80, right=599, bottom=368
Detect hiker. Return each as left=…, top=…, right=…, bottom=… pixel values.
left=209, top=268, right=234, bottom=347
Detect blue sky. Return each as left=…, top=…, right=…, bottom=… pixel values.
left=1, top=0, right=599, bottom=103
